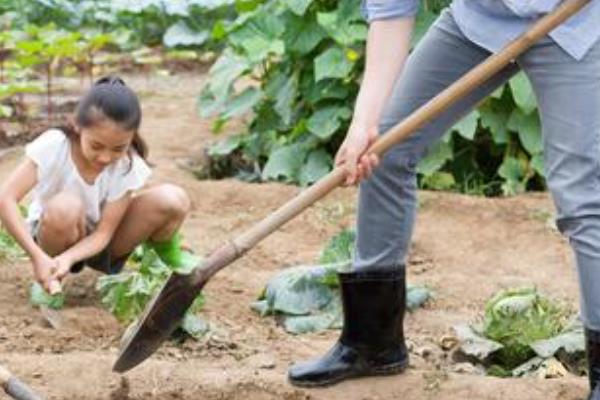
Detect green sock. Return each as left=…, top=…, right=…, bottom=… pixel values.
left=149, top=232, right=199, bottom=270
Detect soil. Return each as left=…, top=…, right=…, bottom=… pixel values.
left=0, top=73, right=589, bottom=400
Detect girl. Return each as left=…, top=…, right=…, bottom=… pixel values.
left=288, top=1, right=600, bottom=399
left=0, top=75, right=192, bottom=293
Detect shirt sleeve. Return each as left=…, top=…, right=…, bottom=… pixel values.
left=24, top=129, right=65, bottom=182
left=106, top=152, right=152, bottom=202
left=361, top=0, right=419, bottom=22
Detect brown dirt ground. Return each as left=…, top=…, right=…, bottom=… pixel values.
left=0, top=73, right=589, bottom=400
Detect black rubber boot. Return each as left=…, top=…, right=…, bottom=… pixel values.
left=288, top=268, right=409, bottom=387
left=586, top=328, right=600, bottom=400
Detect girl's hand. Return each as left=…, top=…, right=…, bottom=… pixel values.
left=51, top=254, right=73, bottom=282
left=32, top=253, right=57, bottom=292
left=335, top=124, right=380, bottom=186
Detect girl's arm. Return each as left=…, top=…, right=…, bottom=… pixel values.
left=52, top=194, right=132, bottom=278
left=0, top=159, right=56, bottom=289
left=335, top=17, right=415, bottom=185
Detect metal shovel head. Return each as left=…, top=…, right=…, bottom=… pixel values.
left=39, top=305, right=62, bottom=329
left=113, top=268, right=206, bottom=373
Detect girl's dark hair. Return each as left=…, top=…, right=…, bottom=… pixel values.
left=60, top=75, right=148, bottom=160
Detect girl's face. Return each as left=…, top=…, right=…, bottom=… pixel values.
left=78, top=119, right=134, bottom=172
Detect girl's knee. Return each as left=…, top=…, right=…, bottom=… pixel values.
left=155, top=184, right=191, bottom=219
left=39, top=192, right=85, bottom=243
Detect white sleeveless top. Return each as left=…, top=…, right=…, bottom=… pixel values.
left=25, top=129, right=152, bottom=229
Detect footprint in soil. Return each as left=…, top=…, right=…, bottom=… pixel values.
left=110, top=377, right=131, bottom=400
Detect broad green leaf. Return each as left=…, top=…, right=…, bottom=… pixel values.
left=509, top=72, right=537, bottom=115
left=299, top=149, right=332, bottom=186
left=208, top=135, right=243, bottom=157
left=421, top=171, right=456, bottom=190
left=314, top=46, right=355, bottom=81
left=274, top=73, right=298, bottom=125
left=163, top=21, right=209, bottom=47
left=479, top=100, right=511, bottom=144
left=507, top=108, right=542, bottom=155
left=263, top=265, right=335, bottom=315
left=262, top=144, right=306, bottom=182
left=283, top=0, right=313, bottom=15
left=530, top=153, right=545, bottom=177
left=454, top=323, right=504, bottom=361
left=530, top=318, right=584, bottom=358
left=284, top=311, right=337, bottom=334
left=303, top=79, right=351, bottom=104
left=30, top=282, right=65, bottom=310
left=318, top=229, right=355, bottom=265
left=234, top=0, right=262, bottom=13
left=490, top=84, right=505, bottom=99
left=307, top=105, right=352, bottom=139
left=452, top=110, right=480, bottom=140
left=181, top=313, right=209, bottom=339
left=282, top=12, right=325, bottom=54
left=221, top=86, right=263, bottom=119
left=208, top=49, right=249, bottom=101
left=229, top=12, right=285, bottom=62
left=417, top=140, right=453, bottom=176
left=498, top=156, right=526, bottom=195
left=316, top=0, right=366, bottom=46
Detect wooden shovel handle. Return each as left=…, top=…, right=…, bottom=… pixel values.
left=229, top=0, right=590, bottom=255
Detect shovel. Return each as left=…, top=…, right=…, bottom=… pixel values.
left=113, top=0, right=591, bottom=373
left=0, top=364, right=44, bottom=400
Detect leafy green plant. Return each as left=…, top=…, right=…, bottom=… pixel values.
left=252, top=228, right=430, bottom=333
left=30, top=281, right=65, bottom=309
left=96, top=243, right=207, bottom=339
left=15, top=24, right=81, bottom=119
left=201, top=0, right=544, bottom=196
left=318, top=228, right=355, bottom=265
left=482, top=287, right=568, bottom=369
left=0, top=225, right=25, bottom=260
left=200, top=0, right=366, bottom=185
left=454, top=286, right=572, bottom=376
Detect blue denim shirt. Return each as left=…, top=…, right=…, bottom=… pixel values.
left=361, top=0, right=600, bottom=60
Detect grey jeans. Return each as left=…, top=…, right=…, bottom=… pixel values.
left=355, top=10, right=600, bottom=329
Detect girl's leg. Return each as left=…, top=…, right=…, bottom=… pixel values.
left=355, top=10, right=519, bottom=271
left=107, top=183, right=191, bottom=260
left=36, top=191, right=86, bottom=256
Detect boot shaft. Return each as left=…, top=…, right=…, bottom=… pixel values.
left=339, top=269, right=405, bottom=351
left=587, top=328, right=600, bottom=392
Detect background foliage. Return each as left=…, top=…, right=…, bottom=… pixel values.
left=201, top=0, right=545, bottom=196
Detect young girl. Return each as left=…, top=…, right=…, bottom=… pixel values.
left=288, top=1, right=600, bottom=398
left=0, top=75, right=192, bottom=293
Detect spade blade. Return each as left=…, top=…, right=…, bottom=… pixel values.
left=112, top=270, right=204, bottom=373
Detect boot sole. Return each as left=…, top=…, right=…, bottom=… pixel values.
left=288, top=358, right=409, bottom=388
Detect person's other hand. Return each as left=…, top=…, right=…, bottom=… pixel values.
left=32, top=253, right=57, bottom=293
left=335, top=124, right=380, bottom=186
left=50, top=254, right=73, bottom=282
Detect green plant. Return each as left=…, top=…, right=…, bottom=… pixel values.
left=200, top=0, right=366, bottom=185
left=96, top=243, right=207, bottom=339
left=318, top=228, right=355, bottom=265
left=0, top=225, right=25, bottom=260
left=15, top=24, right=81, bottom=119
left=30, top=281, right=65, bottom=309
left=482, top=287, right=568, bottom=369
left=201, top=0, right=545, bottom=196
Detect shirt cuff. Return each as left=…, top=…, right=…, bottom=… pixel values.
left=361, top=0, right=419, bottom=22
